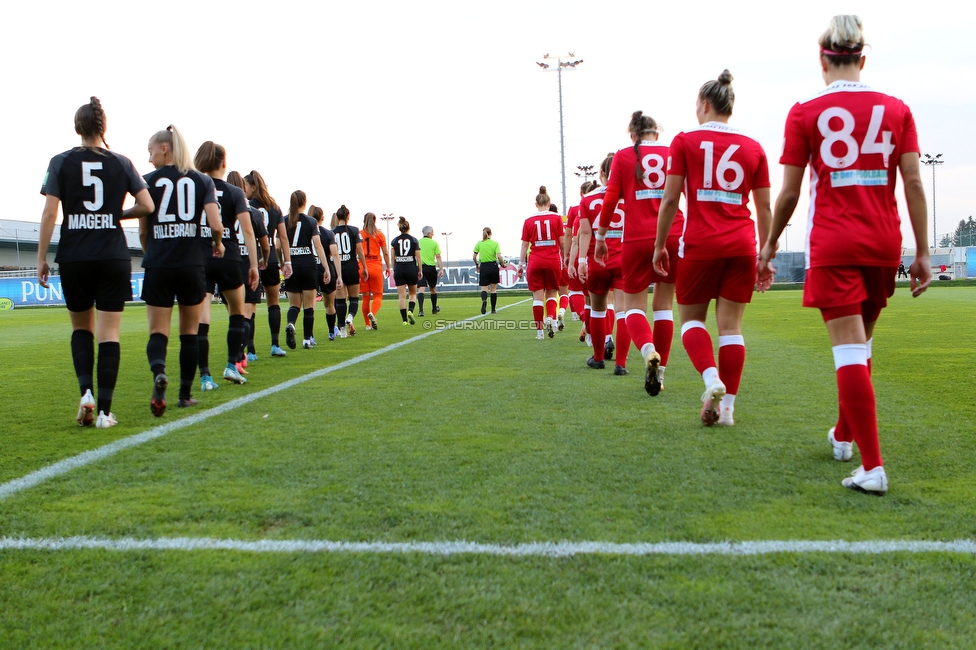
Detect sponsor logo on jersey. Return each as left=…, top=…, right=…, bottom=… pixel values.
left=635, top=189, right=664, bottom=200
left=534, top=240, right=557, bottom=246
left=830, top=169, right=889, bottom=188
left=67, top=213, right=115, bottom=229
left=696, top=189, right=743, bottom=205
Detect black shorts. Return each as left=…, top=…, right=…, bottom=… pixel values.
left=283, top=265, right=317, bottom=293
left=318, top=264, right=338, bottom=295
left=205, top=257, right=244, bottom=294
left=59, top=259, right=132, bottom=313
left=142, top=266, right=206, bottom=307
left=260, top=254, right=281, bottom=288
left=242, top=261, right=261, bottom=304
left=479, top=261, right=500, bottom=286
left=418, top=264, right=438, bottom=288
left=394, top=266, right=419, bottom=287
left=340, top=262, right=360, bottom=287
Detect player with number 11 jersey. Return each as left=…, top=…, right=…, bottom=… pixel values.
left=519, top=186, right=565, bottom=339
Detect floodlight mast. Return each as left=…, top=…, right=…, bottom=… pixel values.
left=921, top=154, right=944, bottom=249
left=536, top=53, right=583, bottom=216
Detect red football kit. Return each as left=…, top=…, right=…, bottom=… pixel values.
left=522, top=211, right=565, bottom=291
left=579, top=186, right=624, bottom=295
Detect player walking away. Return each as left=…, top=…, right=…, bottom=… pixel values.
left=566, top=182, right=590, bottom=326
left=310, top=206, right=342, bottom=340
left=759, top=15, right=931, bottom=495
left=552, top=203, right=571, bottom=331
left=141, top=125, right=225, bottom=415
left=228, top=171, right=270, bottom=364
left=653, top=71, right=773, bottom=426
left=390, top=217, right=422, bottom=324
left=243, top=170, right=292, bottom=357
left=360, top=212, right=391, bottom=330
left=283, top=192, right=331, bottom=349
left=417, top=226, right=444, bottom=316
left=193, top=143, right=260, bottom=388
left=37, top=97, right=154, bottom=429
left=473, top=227, right=505, bottom=314
left=597, top=111, right=684, bottom=395
left=568, top=181, right=598, bottom=344
left=518, top=186, right=565, bottom=340
left=332, top=205, right=368, bottom=337
left=578, top=154, right=629, bottom=373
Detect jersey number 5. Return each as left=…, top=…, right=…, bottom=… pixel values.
left=81, top=162, right=104, bottom=211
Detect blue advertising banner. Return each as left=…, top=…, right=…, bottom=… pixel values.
left=968, top=247, right=976, bottom=279
left=0, top=273, right=146, bottom=308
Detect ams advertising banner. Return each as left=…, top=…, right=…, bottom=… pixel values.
left=0, top=263, right=527, bottom=309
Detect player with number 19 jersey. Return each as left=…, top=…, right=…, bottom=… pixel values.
left=782, top=81, right=918, bottom=269
left=521, top=211, right=565, bottom=291
left=667, top=123, right=769, bottom=261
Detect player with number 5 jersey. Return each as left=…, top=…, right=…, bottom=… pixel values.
left=654, top=71, right=772, bottom=428
left=519, top=186, right=565, bottom=339
left=759, top=15, right=931, bottom=496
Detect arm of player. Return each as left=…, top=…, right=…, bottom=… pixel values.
left=472, top=252, right=479, bottom=269
left=236, top=210, right=260, bottom=290
left=277, top=222, right=292, bottom=278
left=567, top=233, right=580, bottom=280
left=357, top=242, right=369, bottom=281
left=899, top=152, right=931, bottom=297
left=759, top=165, right=804, bottom=284
left=576, top=218, right=592, bottom=282
left=313, top=234, right=330, bottom=284
left=37, top=195, right=60, bottom=288
left=518, top=241, right=529, bottom=279
left=752, top=187, right=773, bottom=292
left=122, top=189, right=154, bottom=221
left=259, top=235, right=270, bottom=270
left=436, top=253, right=443, bottom=277
left=595, top=184, right=620, bottom=265
left=382, top=240, right=392, bottom=277
left=415, top=250, right=423, bottom=280
left=654, top=174, right=684, bottom=277
left=204, top=203, right=224, bottom=258
left=331, top=243, right=342, bottom=287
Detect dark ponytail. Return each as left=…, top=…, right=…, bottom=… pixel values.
left=628, top=111, right=659, bottom=182
left=699, top=70, right=735, bottom=117
left=288, top=190, right=306, bottom=231
left=75, top=96, right=108, bottom=148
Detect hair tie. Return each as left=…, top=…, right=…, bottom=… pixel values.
left=820, top=46, right=862, bottom=56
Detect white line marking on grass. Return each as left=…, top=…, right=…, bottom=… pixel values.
left=1, top=536, right=975, bottom=556
left=0, top=300, right=530, bottom=501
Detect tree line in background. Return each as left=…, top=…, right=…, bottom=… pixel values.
left=939, top=216, right=976, bottom=248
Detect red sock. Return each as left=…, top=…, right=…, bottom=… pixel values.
left=569, top=293, right=585, bottom=315
left=546, top=298, right=557, bottom=320
left=681, top=322, right=715, bottom=374
left=718, top=336, right=745, bottom=396
left=615, top=316, right=630, bottom=367
left=625, top=310, right=652, bottom=350
left=652, top=311, right=674, bottom=367
left=559, top=295, right=569, bottom=311
left=532, top=302, right=544, bottom=330
left=590, top=312, right=607, bottom=361
left=838, top=364, right=882, bottom=470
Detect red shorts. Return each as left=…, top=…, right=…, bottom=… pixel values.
left=586, top=254, right=624, bottom=296
left=622, top=236, right=678, bottom=292
left=527, top=261, right=561, bottom=292
left=804, top=265, right=896, bottom=323
left=568, top=273, right=585, bottom=293
left=676, top=255, right=756, bottom=305
left=559, top=266, right=570, bottom=287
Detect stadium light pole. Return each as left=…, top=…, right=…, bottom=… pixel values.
left=784, top=223, right=792, bottom=252
left=537, top=53, right=583, bottom=216
left=922, top=153, right=944, bottom=249
left=441, top=232, right=452, bottom=262
left=574, top=165, right=596, bottom=187
left=381, top=213, right=396, bottom=241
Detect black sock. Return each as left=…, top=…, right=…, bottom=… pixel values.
left=240, top=318, right=251, bottom=361
left=335, top=299, right=347, bottom=327
left=400, top=308, right=407, bottom=322
left=178, top=334, right=198, bottom=400
left=228, top=315, right=246, bottom=365
left=70, top=330, right=95, bottom=395
left=96, top=341, right=120, bottom=415
left=303, top=308, right=314, bottom=339
left=431, top=294, right=438, bottom=309
left=147, top=332, right=168, bottom=377
left=348, top=297, right=359, bottom=319
left=490, top=293, right=497, bottom=310
left=268, top=305, right=281, bottom=345
left=327, top=312, right=336, bottom=333
left=409, top=300, right=416, bottom=313
left=481, top=291, right=488, bottom=303
left=287, top=306, right=300, bottom=326
left=197, top=323, right=210, bottom=376
left=418, top=293, right=425, bottom=311
left=247, top=314, right=256, bottom=354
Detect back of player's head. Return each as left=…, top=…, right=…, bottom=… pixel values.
left=75, top=96, right=108, bottom=148
left=422, top=226, right=434, bottom=237
left=226, top=171, right=245, bottom=189
left=363, top=212, right=377, bottom=236
left=398, top=216, right=410, bottom=233
left=629, top=110, right=659, bottom=181
left=600, top=152, right=614, bottom=180
left=308, top=205, right=324, bottom=224
left=288, top=190, right=307, bottom=227
left=149, top=125, right=193, bottom=174
left=483, top=227, right=491, bottom=240
left=699, top=70, right=735, bottom=117
left=819, top=15, right=865, bottom=66
left=193, top=141, right=226, bottom=175
left=549, top=204, right=559, bottom=214
left=535, top=185, right=550, bottom=209
left=243, top=170, right=279, bottom=211
left=582, top=180, right=598, bottom=194
left=336, top=205, right=350, bottom=223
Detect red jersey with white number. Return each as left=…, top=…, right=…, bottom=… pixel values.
left=566, top=204, right=580, bottom=235
left=781, top=81, right=919, bottom=269
left=522, top=211, right=565, bottom=269
left=602, top=142, right=684, bottom=242
left=579, top=186, right=624, bottom=259
left=667, top=122, right=770, bottom=260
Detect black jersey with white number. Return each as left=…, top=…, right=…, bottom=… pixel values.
left=332, top=224, right=362, bottom=268
left=250, top=200, right=283, bottom=255
left=237, top=205, right=267, bottom=260
left=316, top=225, right=337, bottom=269
left=390, top=234, right=420, bottom=271
left=285, top=214, right=319, bottom=269
left=40, top=147, right=148, bottom=264
left=203, top=178, right=249, bottom=263
left=142, top=166, right=217, bottom=268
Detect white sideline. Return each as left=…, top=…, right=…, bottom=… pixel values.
left=1, top=536, right=975, bottom=556
left=0, top=300, right=529, bottom=501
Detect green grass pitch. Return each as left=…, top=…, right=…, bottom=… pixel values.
left=1, top=286, right=975, bottom=648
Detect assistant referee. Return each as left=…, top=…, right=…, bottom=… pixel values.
left=473, top=227, right=504, bottom=314
left=417, top=226, right=443, bottom=316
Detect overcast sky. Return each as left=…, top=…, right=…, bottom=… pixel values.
left=3, top=0, right=971, bottom=260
